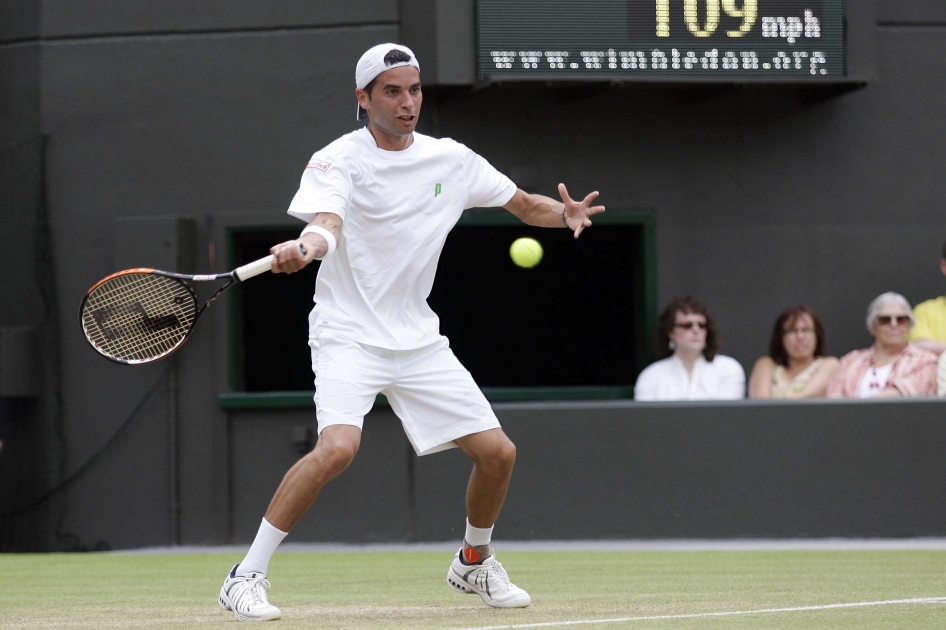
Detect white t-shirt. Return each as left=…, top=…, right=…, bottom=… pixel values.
left=287, top=128, right=517, bottom=349
left=857, top=363, right=894, bottom=399
left=633, top=354, right=746, bottom=401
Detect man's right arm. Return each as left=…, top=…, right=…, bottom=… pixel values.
left=271, top=212, right=343, bottom=274
left=299, top=212, right=343, bottom=259
left=275, top=148, right=351, bottom=274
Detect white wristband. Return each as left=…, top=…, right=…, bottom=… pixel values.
left=300, top=225, right=337, bottom=260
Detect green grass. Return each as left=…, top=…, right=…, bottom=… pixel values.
left=1, top=551, right=944, bottom=629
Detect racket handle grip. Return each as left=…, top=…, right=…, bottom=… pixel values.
left=234, top=255, right=275, bottom=281
left=233, top=243, right=307, bottom=282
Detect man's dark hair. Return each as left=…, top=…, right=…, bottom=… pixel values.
left=384, top=49, right=412, bottom=65
left=654, top=296, right=720, bottom=361
left=363, top=49, right=414, bottom=98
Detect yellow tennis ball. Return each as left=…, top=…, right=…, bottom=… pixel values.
left=510, top=237, right=543, bottom=268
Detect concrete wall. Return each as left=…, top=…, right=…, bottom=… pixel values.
left=2, top=1, right=946, bottom=549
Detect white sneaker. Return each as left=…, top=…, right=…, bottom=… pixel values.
left=218, top=564, right=282, bottom=622
left=446, top=549, right=532, bottom=608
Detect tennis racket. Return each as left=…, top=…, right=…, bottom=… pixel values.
left=79, top=243, right=305, bottom=365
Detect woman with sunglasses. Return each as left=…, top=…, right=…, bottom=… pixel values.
left=826, top=292, right=938, bottom=398
left=748, top=305, right=839, bottom=399
left=634, top=296, right=745, bottom=401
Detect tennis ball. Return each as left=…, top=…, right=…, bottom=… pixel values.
left=510, top=237, right=543, bottom=268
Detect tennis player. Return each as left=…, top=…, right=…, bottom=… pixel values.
left=218, top=43, right=605, bottom=622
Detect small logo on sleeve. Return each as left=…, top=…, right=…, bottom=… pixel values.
left=306, top=159, right=331, bottom=172
left=435, top=183, right=442, bottom=197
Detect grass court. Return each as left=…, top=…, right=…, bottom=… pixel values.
left=2, top=548, right=944, bottom=629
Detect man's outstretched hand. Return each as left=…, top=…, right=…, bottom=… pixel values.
left=559, top=183, right=605, bottom=238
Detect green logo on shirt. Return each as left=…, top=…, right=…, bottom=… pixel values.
left=435, top=183, right=442, bottom=197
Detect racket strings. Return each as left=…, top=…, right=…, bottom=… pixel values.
left=81, top=274, right=198, bottom=362
left=85, top=275, right=194, bottom=360
left=94, top=276, right=195, bottom=358
left=84, top=276, right=185, bottom=358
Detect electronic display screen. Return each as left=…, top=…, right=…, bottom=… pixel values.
left=476, top=1, right=845, bottom=80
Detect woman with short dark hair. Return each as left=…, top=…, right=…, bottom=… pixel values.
left=634, top=296, right=745, bottom=401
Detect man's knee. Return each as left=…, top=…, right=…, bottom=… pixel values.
left=309, top=426, right=361, bottom=478
left=479, top=438, right=516, bottom=477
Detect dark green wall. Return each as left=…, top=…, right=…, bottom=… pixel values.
left=229, top=400, right=946, bottom=543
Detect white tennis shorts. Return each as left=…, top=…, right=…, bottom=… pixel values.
left=309, top=331, right=501, bottom=456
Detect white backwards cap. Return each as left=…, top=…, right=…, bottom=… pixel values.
left=355, top=43, right=420, bottom=120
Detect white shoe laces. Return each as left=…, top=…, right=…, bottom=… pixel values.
left=489, top=560, right=511, bottom=585
left=243, top=575, right=273, bottom=606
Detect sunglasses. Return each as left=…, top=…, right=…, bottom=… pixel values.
left=673, top=322, right=707, bottom=330
left=875, top=315, right=911, bottom=326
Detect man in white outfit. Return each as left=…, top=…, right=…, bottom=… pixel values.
left=218, top=43, right=605, bottom=622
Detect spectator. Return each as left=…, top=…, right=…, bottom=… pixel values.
left=634, top=296, right=745, bottom=401
left=909, top=239, right=946, bottom=355
left=748, top=305, right=839, bottom=399
left=939, top=352, right=946, bottom=396
left=827, top=292, right=938, bottom=398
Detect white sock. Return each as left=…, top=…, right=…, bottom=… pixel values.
left=464, top=517, right=493, bottom=548
left=236, top=518, right=287, bottom=577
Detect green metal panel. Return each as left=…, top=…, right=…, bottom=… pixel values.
left=217, top=385, right=636, bottom=409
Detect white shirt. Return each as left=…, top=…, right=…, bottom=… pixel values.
left=288, top=128, right=517, bottom=349
left=634, top=354, right=746, bottom=401
left=857, top=362, right=894, bottom=399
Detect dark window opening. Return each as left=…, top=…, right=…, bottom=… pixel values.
left=233, top=215, right=650, bottom=394
left=428, top=222, right=642, bottom=388
left=234, top=230, right=320, bottom=392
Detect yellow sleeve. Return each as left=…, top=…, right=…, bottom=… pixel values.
left=910, top=302, right=934, bottom=341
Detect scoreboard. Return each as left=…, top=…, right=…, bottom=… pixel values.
left=476, top=1, right=845, bottom=80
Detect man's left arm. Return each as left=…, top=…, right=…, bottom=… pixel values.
left=503, top=183, right=605, bottom=239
